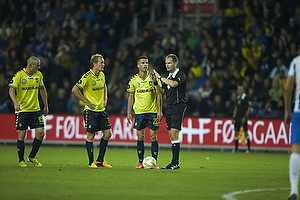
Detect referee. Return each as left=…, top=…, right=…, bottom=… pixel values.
left=232, top=84, right=251, bottom=153
left=153, top=54, right=187, bottom=170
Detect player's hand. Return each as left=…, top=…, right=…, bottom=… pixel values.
left=104, top=99, right=107, bottom=108
left=153, top=70, right=161, bottom=79
left=86, top=102, right=96, bottom=110
left=151, top=73, right=157, bottom=83
left=14, top=102, right=20, bottom=111
left=241, top=117, right=246, bottom=124
left=127, top=113, right=132, bottom=124
left=157, top=111, right=163, bottom=122
left=284, top=111, right=292, bottom=128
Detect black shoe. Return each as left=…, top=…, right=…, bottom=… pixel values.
left=288, top=194, right=297, bottom=200
left=161, top=163, right=180, bottom=170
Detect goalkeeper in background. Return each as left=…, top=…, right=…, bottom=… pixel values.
left=71, top=53, right=112, bottom=168
left=9, top=56, right=49, bottom=167
left=127, top=55, right=162, bottom=169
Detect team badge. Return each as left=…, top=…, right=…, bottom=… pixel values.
left=149, top=81, right=152, bottom=86
left=35, top=78, right=39, bottom=83
left=78, top=80, right=82, bottom=84
left=136, top=82, right=140, bottom=88
left=22, top=79, right=27, bottom=84
left=92, top=81, right=96, bottom=86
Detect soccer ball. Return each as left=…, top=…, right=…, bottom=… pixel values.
left=142, top=156, right=156, bottom=169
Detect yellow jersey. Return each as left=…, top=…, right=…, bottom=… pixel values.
left=76, top=69, right=106, bottom=112
left=9, top=68, right=44, bottom=113
left=127, top=72, right=161, bottom=114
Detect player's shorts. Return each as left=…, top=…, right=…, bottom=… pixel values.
left=234, top=118, right=248, bottom=132
left=15, top=111, right=44, bottom=130
left=133, top=113, right=159, bottom=130
left=291, top=112, right=300, bottom=144
left=84, top=110, right=111, bottom=132
left=165, top=103, right=186, bottom=130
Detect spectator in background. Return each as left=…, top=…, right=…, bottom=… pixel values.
left=51, top=88, right=68, bottom=113
left=192, top=92, right=210, bottom=117
left=67, top=93, right=82, bottom=114
left=211, top=94, right=226, bottom=117
left=269, top=57, right=288, bottom=80
left=186, top=30, right=200, bottom=51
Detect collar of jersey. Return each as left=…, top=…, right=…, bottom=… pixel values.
left=23, top=68, right=33, bottom=76
left=167, top=68, right=179, bottom=79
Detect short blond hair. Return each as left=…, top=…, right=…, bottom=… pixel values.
left=27, top=56, right=40, bottom=66
left=90, top=54, right=104, bottom=66
left=165, top=54, right=178, bottom=63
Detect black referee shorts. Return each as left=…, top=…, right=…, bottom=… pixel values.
left=84, top=110, right=111, bottom=132
left=165, top=104, right=186, bottom=130
left=234, top=118, right=248, bottom=132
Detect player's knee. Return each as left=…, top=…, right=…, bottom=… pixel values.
left=138, top=134, right=145, bottom=141
left=150, top=134, right=157, bottom=141
left=103, top=130, right=112, bottom=140
left=36, top=131, right=45, bottom=140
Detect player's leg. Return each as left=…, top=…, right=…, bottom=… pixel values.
left=169, top=128, right=180, bottom=166
left=17, top=130, right=27, bottom=167
left=86, top=132, right=96, bottom=167
left=148, top=113, right=159, bottom=167
left=136, top=129, right=145, bottom=168
left=243, top=121, right=250, bottom=152
left=234, top=121, right=241, bottom=152
left=96, top=129, right=112, bottom=164
left=289, top=113, right=300, bottom=199
left=27, top=112, right=45, bottom=166
left=95, top=111, right=112, bottom=168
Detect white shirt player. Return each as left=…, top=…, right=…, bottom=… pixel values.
left=288, top=55, right=300, bottom=113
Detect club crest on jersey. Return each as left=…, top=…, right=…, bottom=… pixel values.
left=92, top=81, right=96, bottom=86
left=22, top=79, right=27, bottom=84
left=35, top=78, right=39, bottom=83
left=136, top=82, right=140, bottom=88
left=149, top=81, right=153, bottom=85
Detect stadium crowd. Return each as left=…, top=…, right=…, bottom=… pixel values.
left=0, top=0, right=300, bottom=119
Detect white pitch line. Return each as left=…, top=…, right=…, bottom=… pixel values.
left=222, top=188, right=289, bottom=200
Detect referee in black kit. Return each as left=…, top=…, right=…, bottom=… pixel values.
left=232, top=84, right=251, bottom=153
left=152, top=54, right=187, bottom=170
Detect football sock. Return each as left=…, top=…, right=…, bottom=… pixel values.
left=289, top=153, right=300, bottom=195
left=247, top=137, right=250, bottom=150
left=235, top=137, right=238, bottom=151
left=17, top=139, right=25, bottom=162
left=86, top=141, right=94, bottom=165
left=151, top=140, right=158, bottom=160
left=137, top=140, right=144, bottom=163
left=171, top=141, right=180, bottom=165
left=28, top=137, right=42, bottom=158
left=97, top=138, right=108, bottom=163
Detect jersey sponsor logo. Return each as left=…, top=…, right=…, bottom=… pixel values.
left=92, top=80, right=96, bottom=86
left=22, top=79, right=27, bottom=84
left=22, top=86, right=39, bottom=90
left=92, top=87, right=104, bottom=91
left=136, top=89, right=154, bottom=93
left=136, top=82, right=140, bottom=88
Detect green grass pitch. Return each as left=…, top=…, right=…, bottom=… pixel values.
left=0, top=144, right=290, bottom=200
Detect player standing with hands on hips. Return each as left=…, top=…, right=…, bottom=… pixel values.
left=284, top=54, right=300, bottom=200
left=153, top=54, right=187, bottom=170
left=71, top=54, right=112, bottom=168
left=9, top=56, right=49, bottom=167
left=127, top=55, right=163, bottom=169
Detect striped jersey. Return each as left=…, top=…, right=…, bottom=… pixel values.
left=288, top=55, right=300, bottom=113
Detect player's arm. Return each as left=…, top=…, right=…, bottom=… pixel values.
left=232, top=105, right=237, bottom=123
left=8, top=87, right=20, bottom=111
left=127, top=92, right=134, bottom=124
left=104, top=85, right=108, bottom=108
left=39, top=84, right=49, bottom=116
left=153, top=69, right=178, bottom=88
left=284, top=76, right=295, bottom=127
left=152, top=70, right=165, bottom=95
left=71, top=85, right=95, bottom=110
left=156, top=90, right=163, bottom=122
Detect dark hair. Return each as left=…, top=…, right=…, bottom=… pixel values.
left=137, top=55, right=148, bottom=64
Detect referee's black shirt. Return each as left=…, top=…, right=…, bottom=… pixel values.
left=235, top=93, right=251, bottom=119
left=162, top=69, right=187, bottom=106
